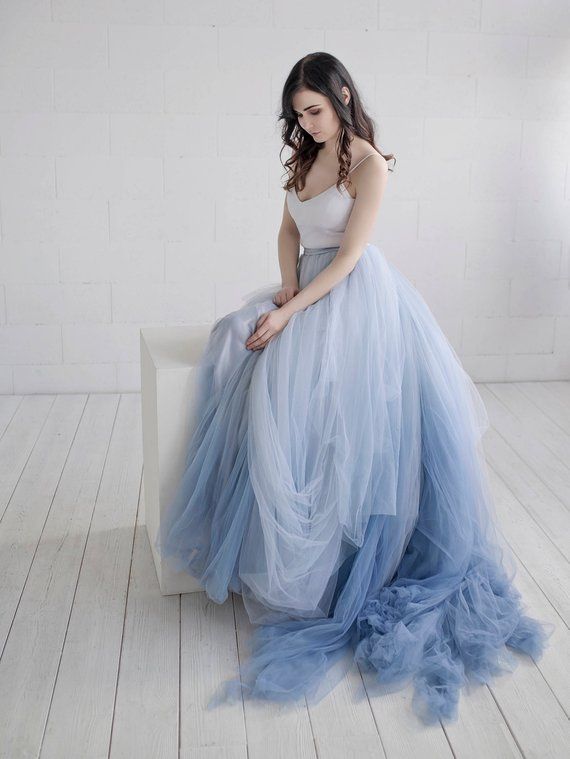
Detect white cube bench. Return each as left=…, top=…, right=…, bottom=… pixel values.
left=140, top=325, right=213, bottom=596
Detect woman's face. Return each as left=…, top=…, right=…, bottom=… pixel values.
left=292, top=88, right=347, bottom=143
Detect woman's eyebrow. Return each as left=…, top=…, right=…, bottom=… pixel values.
left=294, top=104, right=321, bottom=114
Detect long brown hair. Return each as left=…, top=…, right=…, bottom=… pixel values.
left=278, top=52, right=396, bottom=194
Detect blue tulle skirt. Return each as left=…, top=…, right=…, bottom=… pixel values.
left=154, top=242, right=555, bottom=724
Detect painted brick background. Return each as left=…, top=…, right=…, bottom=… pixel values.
left=0, top=0, right=569, bottom=393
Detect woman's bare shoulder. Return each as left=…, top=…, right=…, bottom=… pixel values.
left=351, top=138, right=385, bottom=163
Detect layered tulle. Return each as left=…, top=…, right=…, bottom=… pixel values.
left=154, top=242, right=554, bottom=724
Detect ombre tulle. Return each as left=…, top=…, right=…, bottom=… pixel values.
left=154, top=242, right=554, bottom=724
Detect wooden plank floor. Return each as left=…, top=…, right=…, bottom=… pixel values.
left=0, top=382, right=569, bottom=759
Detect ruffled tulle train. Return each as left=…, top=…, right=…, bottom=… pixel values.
left=154, top=242, right=554, bottom=724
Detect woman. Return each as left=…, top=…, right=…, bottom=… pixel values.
left=155, top=52, right=554, bottom=724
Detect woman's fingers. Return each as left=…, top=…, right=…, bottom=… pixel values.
left=247, top=327, right=272, bottom=350
left=252, top=335, right=272, bottom=350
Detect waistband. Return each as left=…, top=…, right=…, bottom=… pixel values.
left=302, top=245, right=341, bottom=256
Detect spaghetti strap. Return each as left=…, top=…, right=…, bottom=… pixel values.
left=348, top=152, right=378, bottom=173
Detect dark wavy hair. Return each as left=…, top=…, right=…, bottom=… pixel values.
left=278, top=52, right=396, bottom=195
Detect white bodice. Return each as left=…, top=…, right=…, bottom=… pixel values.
left=286, top=152, right=377, bottom=249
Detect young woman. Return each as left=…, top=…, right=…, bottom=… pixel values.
left=155, top=52, right=553, bottom=724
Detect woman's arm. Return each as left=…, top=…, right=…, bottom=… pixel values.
left=280, top=154, right=389, bottom=318
left=277, top=195, right=301, bottom=289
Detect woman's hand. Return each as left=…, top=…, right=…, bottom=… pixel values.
left=273, top=284, right=299, bottom=306
left=245, top=307, right=291, bottom=351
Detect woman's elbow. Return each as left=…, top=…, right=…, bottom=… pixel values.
left=279, top=225, right=300, bottom=241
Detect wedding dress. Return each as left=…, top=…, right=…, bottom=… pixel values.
left=154, top=153, right=554, bottom=724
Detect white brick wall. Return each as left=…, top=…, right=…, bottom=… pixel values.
left=0, top=0, right=569, bottom=393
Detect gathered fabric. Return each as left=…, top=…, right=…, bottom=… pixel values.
left=155, top=242, right=554, bottom=724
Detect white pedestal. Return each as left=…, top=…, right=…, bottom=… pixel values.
left=140, top=325, right=213, bottom=596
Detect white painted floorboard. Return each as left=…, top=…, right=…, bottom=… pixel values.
left=0, top=383, right=568, bottom=758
